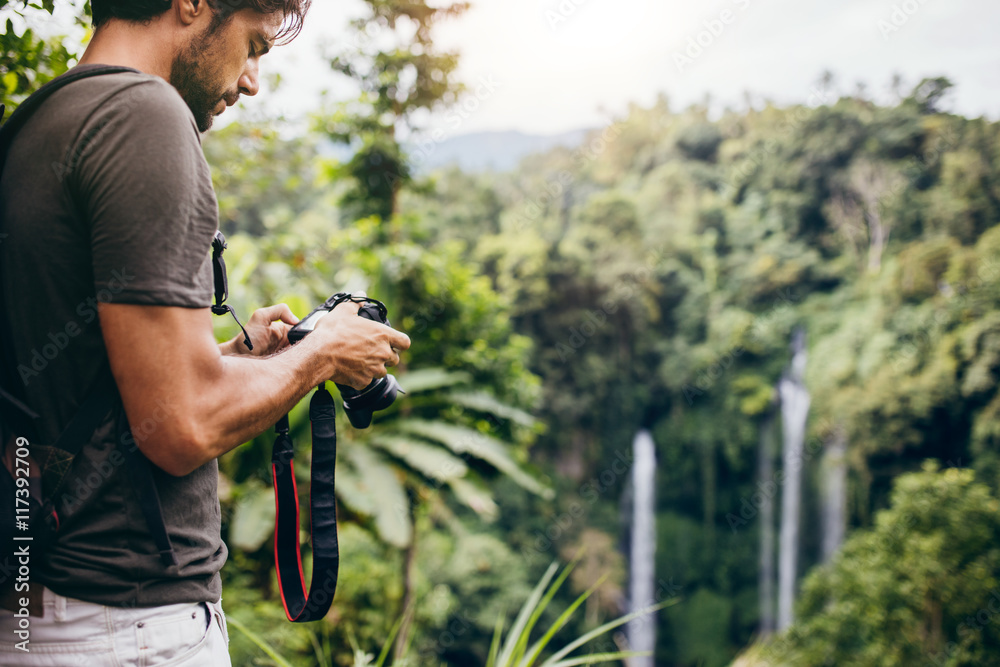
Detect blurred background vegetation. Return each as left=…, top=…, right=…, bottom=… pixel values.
left=4, top=0, right=1000, bottom=665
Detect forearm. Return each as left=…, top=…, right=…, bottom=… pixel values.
left=101, top=302, right=408, bottom=477
left=199, top=333, right=337, bottom=461
left=218, top=336, right=248, bottom=356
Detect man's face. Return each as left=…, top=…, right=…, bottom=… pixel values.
left=169, top=7, right=283, bottom=132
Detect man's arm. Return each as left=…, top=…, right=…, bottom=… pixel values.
left=99, top=301, right=410, bottom=477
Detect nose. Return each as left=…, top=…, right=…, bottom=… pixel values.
left=238, top=59, right=261, bottom=97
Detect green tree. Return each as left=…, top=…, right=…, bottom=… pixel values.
left=741, top=463, right=1000, bottom=667
left=0, top=0, right=87, bottom=111
left=319, top=0, right=469, bottom=226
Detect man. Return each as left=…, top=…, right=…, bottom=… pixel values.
left=0, top=0, right=410, bottom=663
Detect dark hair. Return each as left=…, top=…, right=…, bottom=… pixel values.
left=91, top=0, right=312, bottom=45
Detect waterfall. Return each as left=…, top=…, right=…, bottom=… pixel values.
left=627, top=429, right=657, bottom=665
left=821, top=428, right=848, bottom=562
left=778, top=328, right=810, bottom=631
left=758, top=408, right=778, bottom=636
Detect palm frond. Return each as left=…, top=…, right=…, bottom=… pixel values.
left=446, top=390, right=537, bottom=427
left=398, top=420, right=553, bottom=498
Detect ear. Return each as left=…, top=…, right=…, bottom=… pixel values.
left=175, top=0, right=211, bottom=28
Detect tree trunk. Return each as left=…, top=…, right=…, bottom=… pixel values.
left=394, top=491, right=418, bottom=661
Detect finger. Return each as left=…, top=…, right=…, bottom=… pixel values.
left=331, top=298, right=362, bottom=317
left=275, top=303, right=299, bottom=325
left=385, top=350, right=401, bottom=368
left=387, top=329, right=411, bottom=351
left=255, top=303, right=299, bottom=325
left=350, top=376, right=373, bottom=391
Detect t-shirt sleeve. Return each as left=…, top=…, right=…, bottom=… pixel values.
left=73, top=77, right=218, bottom=308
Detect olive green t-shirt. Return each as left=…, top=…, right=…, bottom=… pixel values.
left=0, top=67, right=227, bottom=606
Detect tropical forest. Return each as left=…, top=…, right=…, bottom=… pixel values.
left=3, top=0, right=1000, bottom=665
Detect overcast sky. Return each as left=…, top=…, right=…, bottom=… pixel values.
left=23, top=0, right=1000, bottom=135
left=240, top=0, right=1000, bottom=136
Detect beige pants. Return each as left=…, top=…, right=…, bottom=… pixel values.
left=0, top=584, right=231, bottom=666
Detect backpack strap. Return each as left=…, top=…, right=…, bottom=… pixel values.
left=0, top=65, right=139, bottom=427
left=0, top=65, right=138, bottom=175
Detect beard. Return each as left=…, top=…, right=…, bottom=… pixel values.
left=169, top=28, right=229, bottom=133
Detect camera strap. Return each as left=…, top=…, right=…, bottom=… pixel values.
left=271, top=384, right=340, bottom=622
left=211, top=231, right=253, bottom=351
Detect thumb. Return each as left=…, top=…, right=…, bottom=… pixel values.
left=332, top=294, right=362, bottom=317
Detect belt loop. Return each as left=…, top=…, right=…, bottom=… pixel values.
left=212, top=600, right=230, bottom=646
left=53, top=590, right=67, bottom=622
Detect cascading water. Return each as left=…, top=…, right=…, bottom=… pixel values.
left=778, top=328, right=810, bottom=631
left=821, top=428, right=848, bottom=562
left=627, top=429, right=657, bottom=666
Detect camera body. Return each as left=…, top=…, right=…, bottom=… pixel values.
left=288, top=293, right=402, bottom=428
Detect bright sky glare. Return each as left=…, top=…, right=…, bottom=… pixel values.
left=250, top=0, right=1000, bottom=135
left=19, top=0, right=1000, bottom=134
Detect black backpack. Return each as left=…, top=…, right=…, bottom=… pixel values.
left=0, top=66, right=178, bottom=595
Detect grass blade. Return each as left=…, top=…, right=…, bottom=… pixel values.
left=487, top=612, right=506, bottom=667
left=496, top=560, right=560, bottom=665
left=539, top=599, right=678, bottom=667
left=512, top=554, right=583, bottom=664
left=547, top=651, right=652, bottom=666
left=226, top=615, right=296, bottom=667
left=375, top=598, right=412, bottom=667
left=520, top=573, right=608, bottom=666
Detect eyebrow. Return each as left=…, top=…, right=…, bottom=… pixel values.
left=256, top=31, right=274, bottom=56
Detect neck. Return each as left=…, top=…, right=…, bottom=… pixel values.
left=78, top=20, right=179, bottom=81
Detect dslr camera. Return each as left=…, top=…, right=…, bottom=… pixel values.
left=288, top=293, right=403, bottom=428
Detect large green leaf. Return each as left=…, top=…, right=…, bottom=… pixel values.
left=335, top=462, right=378, bottom=518
left=398, top=420, right=553, bottom=498
left=395, top=367, right=472, bottom=394
left=446, top=390, right=537, bottom=427
left=446, top=477, right=498, bottom=519
left=370, top=434, right=469, bottom=481
left=341, top=444, right=412, bottom=548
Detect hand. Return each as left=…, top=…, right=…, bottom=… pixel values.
left=227, top=304, right=300, bottom=357
left=312, top=298, right=411, bottom=390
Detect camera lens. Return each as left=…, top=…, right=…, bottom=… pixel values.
left=341, top=375, right=401, bottom=428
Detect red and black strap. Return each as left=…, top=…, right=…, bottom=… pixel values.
left=271, top=384, right=340, bottom=622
